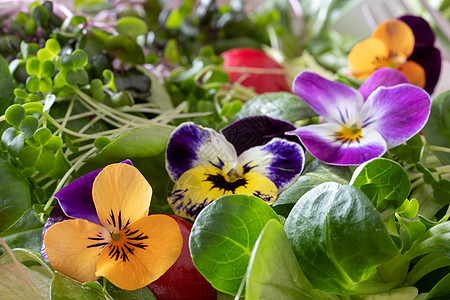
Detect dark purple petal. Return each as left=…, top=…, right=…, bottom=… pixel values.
left=409, top=47, right=442, bottom=94
left=287, top=124, right=387, bottom=166
left=358, top=68, right=409, bottom=100
left=292, top=71, right=364, bottom=124
left=165, top=122, right=237, bottom=182
left=220, top=115, right=298, bottom=155
left=238, top=138, right=305, bottom=191
left=41, top=202, right=71, bottom=261
left=398, top=15, right=435, bottom=48
left=55, top=159, right=133, bottom=225
left=362, top=84, right=431, bottom=148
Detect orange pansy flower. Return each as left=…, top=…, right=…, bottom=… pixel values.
left=348, top=19, right=426, bottom=88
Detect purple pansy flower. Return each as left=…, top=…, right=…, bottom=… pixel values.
left=288, top=69, right=431, bottom=166
left=399, top=15, right=442, bottom=95
left=165, top=116, right=305, bottom=220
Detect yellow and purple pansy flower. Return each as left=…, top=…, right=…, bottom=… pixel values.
left=348, top=15, right=441, bottom=94
left=166, top=116, right=305, bottom=220
left=288, top=68, right=431, bottom=166
left=41, top=161, right=183, bottom=290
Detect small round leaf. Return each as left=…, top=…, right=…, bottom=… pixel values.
left=44, top=136, right=63, bottom=150
left=25, top=57, right=40, bottom=76
left=19, top=116, right=39, bottom=139
left=5, top=104, right=26, bottom=127
left=34, top=127, right=52, bottom=145
left=72, top=49, right=88, bottom=68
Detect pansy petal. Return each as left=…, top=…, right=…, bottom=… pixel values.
left=220, top=115, right=297, bottom=155
left=95, top=215, right=182, bottom=291
left=398, top=60, right=426, bottom=88
left=168, top=165, right=277, bottom=220
left=292, top=71, right=364, bottom=125
left=54, top=160, right=133, bottom=224
left=166, top=122, right=237, bottom=182
left=398, top=15, right=435, bottom=48
left=409, top=47, right=441, bottom=94
left=358, top=68, right=409, bottom=100
left=41, top=202, right=71, bottom=261
left=44, top=219, right=111, bottom=282
left=287, top=124, right=387, bottom=166
left=362, top=84, right=431, bottom=148
left=348, top=37, right=389, bottom=78
left=93, top=163, right=152, bottom=232
left=372, top=19, right=415, bottom=59
left=237, top=138, right=304, bottom=191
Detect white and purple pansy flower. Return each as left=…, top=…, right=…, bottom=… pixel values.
left=165, top=116, right=305, bottom=220
left=288, top=68, right=431, bottom=166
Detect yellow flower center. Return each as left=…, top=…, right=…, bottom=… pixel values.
left=335, top=126, right=362, bottom=143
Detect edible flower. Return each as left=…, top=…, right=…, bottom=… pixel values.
left=166, top=116, right=305, bottom=220
left=288, top=69, right=431, bottom=166
left=348, top=16, right=441, bottom=94
left=43, top=162, right=183, bottom=290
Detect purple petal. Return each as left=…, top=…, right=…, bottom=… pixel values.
left=398, top=15, right=435, bottom=48
left=362, top=84, right=431, bottom=148
left=358, top=68, right=409, bottom=100
left=220, top=115, right=298, bottom=155
left=292, top=71, right=364, bottom=124
left=165, top=122, right=237, bottom=182
left=237, top=138, right=305, bottom=191
left=287, top=124, right=387, bottom=166
left=54, top=159, right=133, bottom=225
left=41, top=202, right=71, bottom=261
left=409, top=47, right=442, bottom=95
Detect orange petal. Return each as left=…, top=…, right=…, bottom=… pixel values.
left=95, top=214, right=182, bottom=290
left=44, top=219, right=111, bottom=282
left=372, top=20, right=414, bottom=62
left=348, top=37, right=389, bottom=78
left=93, top=163, right=152, bottom=232
left=398, top=60, right=426, bottom=88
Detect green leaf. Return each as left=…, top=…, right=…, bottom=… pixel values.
left=26, top=57, right=40, bottom=76
left=190, top=194, right=280, bottom=295
left=405, top=221, right=450, bottom=260
left=5, top=104, right=26, bottom=127
left=39, top=59, right=54, bottom=78
left=0, top=55, right=15, bottom=115
left=424, top=272, right=450, bottom=300
left=284, top=182, right=399, bottom=295
left=33, top=127, right=52, bottom=145
left=0, top=209, right=43, bottom=254
left=397, top=218, right=427, bottom=249
left=51, top=272, right=104, bottom=300
left=19, top=116, right=39, bottom=139
left=220, top=100, right=242, bottom=117
left=72, top=49, right=88, bottom=68
left=396, top=198, right=420, bottom=219
left=18, top=145, right=56, bottom=173
left=105, top=35, right=145, bottom=64
left=115, top=16, right=148, bottom=39
left=0, top=248, right=51, bottom=299
left=105, top=280, right=157, bottom=300
left=350, top=158, right=411, bottom=210
left=245, top=219, right=332, bottom=300
left=273, top=160, right=352, bottom=216
left=87, top=126, right=172, bottom=164
left=48, top=149, right=71, bottom=179
left=388, top=134, right=424, bottom=163
left=422, top=91, right=450, bottom=164
left=1, top=127, right=25, bottom=155
left=236, top=92, right=317, bottom=123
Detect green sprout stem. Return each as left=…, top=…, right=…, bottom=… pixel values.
left=44, top=146, right=97, bottom=211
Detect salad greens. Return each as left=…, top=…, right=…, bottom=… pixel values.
left=0, top=0, right=449, bottom=299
